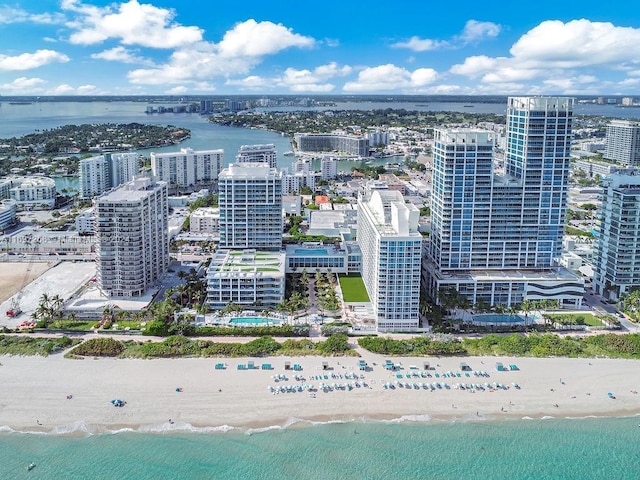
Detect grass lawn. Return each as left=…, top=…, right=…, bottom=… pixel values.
left=545, top=313, right=604, bottom=327
left=339, top=274, right=370, bottom=302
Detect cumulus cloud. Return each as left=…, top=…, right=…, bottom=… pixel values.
left=391, top=36, right=448, bottom=52
left=459, top=20, right=501, bottom=43
left=49, top=83, right=99, bottom=95
left=217, top=19, right=314, bottom=57
left=0, top=50, right=70, bottom=71
left=63, top=0, right=203, bottom=48
left=0, top=6, right=65, bottom=25
left=91, top=46, right=154, bottom=65
left=392, top=19, right=500, bottom=52
left=0, top=77, right=46, bottom=93
left=451, top=19, right=640, bottom=89
left=128, top=19, right=316, bottom=86
left=343, top=64, right=437, bottom=92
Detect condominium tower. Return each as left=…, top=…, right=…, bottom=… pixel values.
left=218, top=163, right=283, bottom=250
left=236, top=144, right=277, bottom=168
left=593, top=169, right=640, bottom=300
left=357, top=184, right=423, bottom=331
left=79, top=153, right=140, bottom=198
left=424, top=96, right=584, bottom=308
left=95, top=177, right=169, bottom=297
left=150, top=148, right=223, bottom=187
left=603, top=120, right=640, bottom=166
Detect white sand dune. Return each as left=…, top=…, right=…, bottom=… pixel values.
left=0, top=351, right=638, bottom=433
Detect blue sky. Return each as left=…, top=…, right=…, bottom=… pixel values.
left=1, top=0, right=640, bottom=96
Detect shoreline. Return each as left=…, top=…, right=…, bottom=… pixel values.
left=1, top=353, right=638, bottom=436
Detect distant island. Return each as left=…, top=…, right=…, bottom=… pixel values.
left=0, top=122, right=190, bottom=157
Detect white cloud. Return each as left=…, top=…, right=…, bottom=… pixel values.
left=217, top=19, right=315, bottom=57
left=0, top=77, right=46, bottom=93
left=510, top=19, right=640, bottom=68
left=165, top=85, right=188, bottom=95
left=451, top=19, right=640, bottom=89
left=63, top=0, right=203, bottom=48
left=91, top=46, right=154, bottom=65
left=225, top=76, right=269, bottom=89
left=392, top=19, right=500, bottom=52
left=48, top=83, right=99, bottom=95
left=343, top=64, right=437, bottom=92
left=391, top=36, right=448, bottom=52
left=0, top=6, right=65, bottom=25
left=127, top=19, right=317, bottom=86
left=0, top=50, right=70, bottom=71
left=459, top=20, right=501, bottom=42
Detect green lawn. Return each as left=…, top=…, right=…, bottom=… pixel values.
left=339, top=274, right=370, bottom=302
left=545, top=313, right=604, bottom=327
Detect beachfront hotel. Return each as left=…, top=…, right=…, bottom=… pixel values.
left=603, top=120, right=640, bottom=166
left=150, top=148, right=224, bottom=188
left=95, top=177, right=169, bottom=297
left=236, top=144, right=278, bottom=168
left=206, top=249, right=285, bottom=308
left=218, top=162, right=283, bottom=251
left=357, top=183, right=423, bottom=331
left=592, top=169, right=640, bottom=300
left=79, top=153, right=140, bottom=198
left=423, top=97, right=584, bottom=308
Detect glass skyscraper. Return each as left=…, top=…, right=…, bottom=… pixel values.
left=424, top=96, right=584, bottom=308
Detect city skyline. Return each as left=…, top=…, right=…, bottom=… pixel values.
left=0, top=0, right=639, bottom=96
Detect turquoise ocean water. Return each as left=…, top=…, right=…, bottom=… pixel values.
left=1, top=416, right=639, bottom=479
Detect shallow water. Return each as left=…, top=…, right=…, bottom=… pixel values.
left=2, top=416, right=640, bottom=479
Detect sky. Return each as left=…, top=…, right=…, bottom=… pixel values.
left=1, top=0, right=640, bottom=96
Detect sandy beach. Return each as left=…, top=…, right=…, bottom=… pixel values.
left=1, top=348, right=639, bottom=434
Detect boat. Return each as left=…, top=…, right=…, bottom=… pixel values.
left=463, top=105, right=475, bottom=108
left=27, top=463, right=36, bottom=471
left=283, top=151, right=295, bottom=156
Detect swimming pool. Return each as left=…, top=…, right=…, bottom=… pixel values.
left=472, top=314, right=526, bottom=324
left=229, top=317, right=282, bottom=325
left=293, top=249, right=329, bottom=255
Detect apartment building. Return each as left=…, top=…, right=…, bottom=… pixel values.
left=357, top=184, right=423, bottom=331
left=95, top=177, right=169, bottom=297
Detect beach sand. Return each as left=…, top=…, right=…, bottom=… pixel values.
left=0, top=349, right=638, bottom=433
left=0, top=262, right=52, bottom=303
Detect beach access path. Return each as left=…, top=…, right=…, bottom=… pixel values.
left=0, top=350, right=638, bottom=433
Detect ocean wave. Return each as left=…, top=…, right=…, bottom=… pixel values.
left=0, top=421, right=235, bottom=437
left=382, top=414, right=432, bottom=423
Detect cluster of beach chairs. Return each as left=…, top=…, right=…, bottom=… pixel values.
left=382, top=380, right=520, bottom=392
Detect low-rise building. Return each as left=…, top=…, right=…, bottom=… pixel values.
left=0, top=199, right=17, bottom=230
left=190, top=207, right=220, bottom=235
left=206, top=250, right=285, bottom=308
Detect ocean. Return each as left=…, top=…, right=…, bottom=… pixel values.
left=1, top=416, right=639, bottom=479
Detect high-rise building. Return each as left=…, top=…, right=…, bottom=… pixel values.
left=321, top=157, right=338, bottom=180
left=218, top=162, right=283, bottom=251
left=294, top=133, right=369, bottom=157
left=593, top=169, right=640, bottom=300
left=357, top=184, right=423, bottom=331
left=150, top=148, right=223, bottom=188
left=603, top=120, right=640, bottom=166
left=95, top=177, right=169, bottom=297
left=423, top=96, right=583, bottom=308
left=236, top=144, right=278, bottom=168
left=79, top=153, right=140, bottom=198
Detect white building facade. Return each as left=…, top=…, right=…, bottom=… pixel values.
left=321, top=157, right=338, bottom=180
left=236, top=144, right=277, bottom=168
left=593, top=170, right=640, bottom=300
left=0, top=199, right=17, bottom=230
left=206, top=249, right=285, bottom=308
left=95, top=177, right=169, bottom=297
left=190, top=207, right=220, bottom=235
left=79, top=153, right=140, bottom=198
left=603, top=120, right=640, bottom=166
left=218, top=163, right=283, bottom=251
left=357, top=187, right=423, bottom=331
left=151, top=148, right=223, bottom=188
left=9, top=176, right=56, bottom=209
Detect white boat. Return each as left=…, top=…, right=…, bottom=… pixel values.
left=27, top=463, right=36, bottom=471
